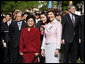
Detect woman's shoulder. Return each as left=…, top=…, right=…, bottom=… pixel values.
left=56, top=21, right=62, bottom=28
left=21, top=27, right=28, bottom=31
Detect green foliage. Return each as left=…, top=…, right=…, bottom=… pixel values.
left=52, top=1, right=58, bottom=8
left=1, top=1, right=39, bottom=13
left=1, top=1, right=16, bottom=13
left=61, top=1, right=69, bottom=11
left=1, top=1, right=82, bottom=14
left=39, top=1, right=48, bottom=12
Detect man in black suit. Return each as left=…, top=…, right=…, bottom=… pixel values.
left=22, top=12, right=30, bottom=23
left=9, top=12, right=27, bottom=63
left=1, top=15, right=12, bottom=63
left=1, top=22, right=10, bottom=63
left=6, top=13, right=12, bottom=26
left=79, top=15, right=84, bottom=63
left=1, top=16, right=7, bottom=63
left=34, top=12, right=41, bottom=29
left=61, top=5, right=80, bottom=63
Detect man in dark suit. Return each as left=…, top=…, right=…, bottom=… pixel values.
left=34, top=12, right=41, bottom=29
left=9, top=12, right=27, bottom=63
left=6, top=13, right=12, bottom=26
left=1, top=15, right=12, bottom=63
left=61, top=5, right=80, bottom=63
left=79, top=15, right=84, bottom=63
left=22, top=12, right=30, bottom=23
left=1, top=16, right=7, bottom=63
left=1, top=22, right=10, bottom=63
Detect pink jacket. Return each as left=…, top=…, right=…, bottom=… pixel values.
left=41, top=19, right=62, bottom=49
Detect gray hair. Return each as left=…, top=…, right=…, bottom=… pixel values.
left=68, top=5, right=75, bottom=10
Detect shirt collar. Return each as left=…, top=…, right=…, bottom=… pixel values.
left=46, top=19, right=57, bottom=31
left=7, top=19, right=12, bottom=23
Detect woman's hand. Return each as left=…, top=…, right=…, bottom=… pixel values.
left=35, top=53, right=39, bottom=56
left=41, top=49, right=45, bottom=57
left=20, top=52, right=23, bottom=56
left=55, top=49, right=59, bottom=57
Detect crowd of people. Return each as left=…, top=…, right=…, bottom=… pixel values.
left=0, top=5, right=84, bottom=63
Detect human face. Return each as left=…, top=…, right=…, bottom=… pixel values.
left=27, top=18, right=34, bottom=27
left=40, top=14, right=47, bottom=24
left=69, top=6, right=76, bottom=14
left=48, top=12, right=55, bottom=22
left=35, top=15, right=40, bottom=19
left=16, top=13, right=22, bottom=21
left=6, top=15, right=11, bottom=21
left=3, top=18, right=7, bottom=23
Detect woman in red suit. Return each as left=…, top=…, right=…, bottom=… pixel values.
left=19, top=15, right=40, bottom=63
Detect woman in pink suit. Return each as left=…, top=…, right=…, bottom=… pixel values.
left=19, top=15, right=40, bottom=63
left=41, top=8, right=62, bottom=63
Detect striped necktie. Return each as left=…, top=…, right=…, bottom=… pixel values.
left=72, top=14, right=75, bottom=26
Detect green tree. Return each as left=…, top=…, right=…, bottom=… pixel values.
left=1, top=1, right=40, bottom=14
left=1, top=1, right=83, bottom=14
left=1, top=1, right=16, bottom=13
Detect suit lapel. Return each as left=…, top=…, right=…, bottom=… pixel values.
left=21, top=21, right=24, bottom=30
left=6, top=22, right=9, bottom=28
left=15, top=21, right=20, bottom=31
left=67, top=14, right=74, bottom=26
left=74, top=14, right=77, bottom=24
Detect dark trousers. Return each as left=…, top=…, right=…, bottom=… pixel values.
left=3, top=47, right=9, bottom=63
left=63, top=38, right=78, bottom=63
left=78, top=40, right=84, bottom=62
left=0, top=43, right=4, bottom=63
left=10, top=48, right=23, bottom=63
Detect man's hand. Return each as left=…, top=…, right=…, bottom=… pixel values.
left=61, top=39, right=65, bottom=44
left=79, top=38, right=81, bottom=44
left=55, top=49, right=59, bottom=57
left=41, top=49, right=45, bottom=57
left=2, top=40, right=7, bottom=48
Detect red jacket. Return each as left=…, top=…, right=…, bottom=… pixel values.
left=19, top=27, right=40, bottom=53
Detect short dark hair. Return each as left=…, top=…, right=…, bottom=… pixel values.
left=26, top=15, right=35, bottom=23
left=6, top=13, right=12, bottom=18
left=41, top=11, right=47, bottom=16
left=22, top=12, right=30, bottom=17
left=1, top=16, right=6, bottom=21
left=47, top=8, right=56, bottom=16
left=35, top=12, right=41, bottom=16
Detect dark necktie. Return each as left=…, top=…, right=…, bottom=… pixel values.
left=72, top=14, right=75, bottom=35
left=72, top=15, right=75, bottom=26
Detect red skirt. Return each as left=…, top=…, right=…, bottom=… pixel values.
left=23, top=53, right=37, bottom=63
